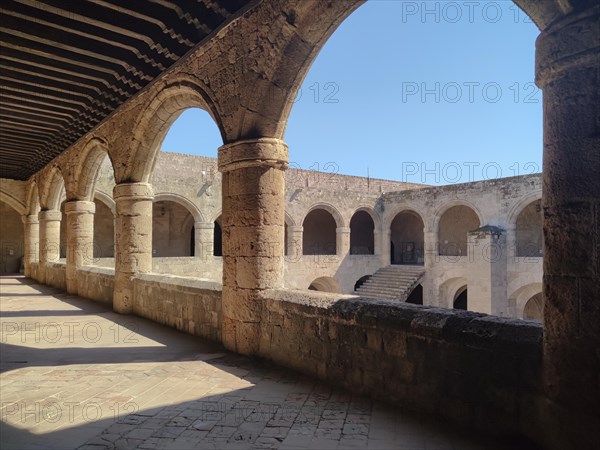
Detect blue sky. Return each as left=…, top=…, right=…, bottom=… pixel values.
left=161, top=1, right=542, bottom=185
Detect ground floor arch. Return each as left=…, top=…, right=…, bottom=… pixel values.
left=523, top=293, right=543, bottom=321
left=453, top=286, right=468, bottom=310
left=308, top=276, right=341, bottom=293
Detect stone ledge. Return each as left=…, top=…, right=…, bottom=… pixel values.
left=79, top=265, right=115, bottom=276
left=262, top=289, right=542, bottom=353
left=136, top=273, right=222, bottom=292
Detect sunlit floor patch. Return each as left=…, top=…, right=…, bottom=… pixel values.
left=1, top=276, right=514, bottom=450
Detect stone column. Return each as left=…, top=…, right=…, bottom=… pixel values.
left=218, top=138, right=288, bottom=355
left=22, top=215, right=39, bottom=278
left=380, top=229, right=391, bottom=266
left=65, top=201, right=95, bottom=295
left=286, top=225, right=303, bottom=261
left=194, top=222, right=214, bottom=260
left=336, top=227, right=351, bottom=258
left=38, top=210, right=61, bottom=284
left=466, top=227, right=507, bottom=315
left=535, top=7, right=600, bottom=447
left=113, top=183, right=153, bottom=314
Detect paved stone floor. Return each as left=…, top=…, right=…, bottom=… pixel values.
left=1, top=276, right=523, bottom=450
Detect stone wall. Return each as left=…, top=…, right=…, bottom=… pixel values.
left=132, top=273, right=222, bottom=342
left=0, top=200, right=24, bottom=273
left=257, top=289, right=544, bottom=440
left=77, top=266, right=114, bottom=305
left=45, top=262, right=66, bottom=291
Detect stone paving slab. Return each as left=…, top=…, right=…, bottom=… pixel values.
left=1, top=276, right=519, bottom=449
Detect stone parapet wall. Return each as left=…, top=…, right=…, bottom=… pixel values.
left=258, top=289, right=544, bottom=440
left=151, top=257, right=222, bottom=281
left=77, top=266, right=114, bottom=305
left=45, top=262, right=66, bottom=291
left=132, top=273, right=222, bottom=342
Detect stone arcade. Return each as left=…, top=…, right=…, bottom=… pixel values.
left=0, top=1, right=598, bottom=449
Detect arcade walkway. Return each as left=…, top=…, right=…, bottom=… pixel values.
left=1, top=276, right=519, bottom=450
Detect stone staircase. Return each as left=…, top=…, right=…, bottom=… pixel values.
left=356, top=265, right=425, bottom=301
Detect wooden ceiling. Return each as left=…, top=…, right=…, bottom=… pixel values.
left=0, top=0, right=253, bottom=180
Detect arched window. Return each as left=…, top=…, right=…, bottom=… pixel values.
left=350, top=211, right=374, bottom=255
left=516, top=200, right=543, bottom=257
left=303, top=209, right=337, bottom=255
left=439, top=206, right=480, bottom=256
left=391, top=211, right=424, bottom=265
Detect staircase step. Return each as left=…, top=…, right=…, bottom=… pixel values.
left=356, top=265, right=424, bottom=302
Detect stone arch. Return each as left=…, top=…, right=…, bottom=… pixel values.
left=304, top=203, right=344, bottom=228
left=389, top=209, right=425, bottom=265
left=515, top=199, right=543, bottom=257
left=26, top=181, right=40, bottom=216
left=126, top=80, right=223, bottom=183
left=38, top=165, right=66, bottom=211
left=453, top=285, right=468, bottom=310
left=354, top=275, right=372, bottom=291
left=256, top=0, right=543, bottom=141
left=507, top=190, right=543, bottom=226
left=510, top=282, right=543, bottom=319
left=153, top=193, right=204, bottom=223
left=436, top=203, right=482, bottom=257
left=94, top=191, right=116, bottom=215
left=350, top=209, right=375, bottom=255
left=0, top=190, right=26, bottom=216
left=308, top=276, right=341, bottom=294
left=75, top=137, right=115, bottom=202
left=523, top=293, right=543, bottom=321
left=440, top=277, right=468, bottom=309
left=303, top=207, right=338, bottom=256
left=431, top=200, right=483, bottom=234
left=152, top=199, right=195, bottom=257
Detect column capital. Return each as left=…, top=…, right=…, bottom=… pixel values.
left=218, top=138, right=288, bottom=173
left=288, top=225, right=303, bottom=233
left=336, top=227, right=351, bottom=233
left=195, top=222, right=215, bottom=230
left=64, top=200, right=95, bottom=215
left=39, top=210, right=62, bottom=222
left=22, top=214, right=39, bottom=225
left=113, top=182, right=153, bottom=201
left=535, top=6, right=600, bottom=88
